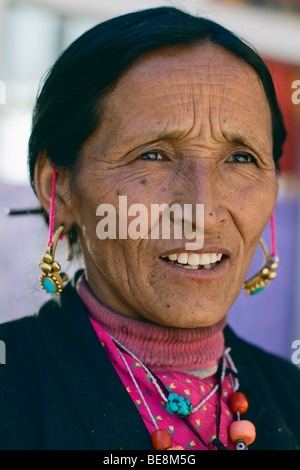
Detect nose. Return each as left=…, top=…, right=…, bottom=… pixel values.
left=181, top=159, right=227, bottom=235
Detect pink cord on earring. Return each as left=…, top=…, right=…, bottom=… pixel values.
left=270, top=211, right=277, bottom=257
left=47, top=164, right=57, bottom=247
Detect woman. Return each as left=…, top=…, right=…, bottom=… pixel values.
left=1, top=7, right=299, bottom=450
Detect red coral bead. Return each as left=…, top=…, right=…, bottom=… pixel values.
left=229, top=391, right=249, bottom=415
left=152, top=429, right=172, bottom=450
left=229, top=420, right=256, bottom=446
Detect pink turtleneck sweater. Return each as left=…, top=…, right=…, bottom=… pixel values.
left=76, top=274, right=236, bottom=450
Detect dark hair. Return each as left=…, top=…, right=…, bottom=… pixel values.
left=28, top=6, right=286, bottom=242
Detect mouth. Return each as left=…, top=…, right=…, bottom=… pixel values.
left=159, top=252, right=226, bottom=270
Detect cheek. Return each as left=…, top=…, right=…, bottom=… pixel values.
left=73, top=175, right=151, bottom=264
left=223, top=174, right=277, bottom=249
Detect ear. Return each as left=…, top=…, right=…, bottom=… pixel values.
left=34, top=151, right=77, bottom=233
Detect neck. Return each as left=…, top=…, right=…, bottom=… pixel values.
left=76, top=274, right=226, bottom=375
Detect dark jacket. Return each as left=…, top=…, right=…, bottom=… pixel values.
left=0, top=273, right=299, bottom=450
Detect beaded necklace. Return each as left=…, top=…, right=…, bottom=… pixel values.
left=112, top=335, right=256, bottom=450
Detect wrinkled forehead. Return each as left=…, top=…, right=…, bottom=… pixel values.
left=98, top=43, right=273, bottom=153
left=111, top=43, right=269, bottom=107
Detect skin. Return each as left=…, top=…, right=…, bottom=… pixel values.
left=35, top=43, right=277, bottom=328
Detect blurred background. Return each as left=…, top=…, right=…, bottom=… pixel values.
left=0, top=0, right=299, bottom=361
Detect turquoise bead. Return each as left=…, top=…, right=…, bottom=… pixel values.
left=166, top=393, right=192, bottom=417
left=43, top=278, right=56, bottom=294
left=250, top=286, right=265, bottom=295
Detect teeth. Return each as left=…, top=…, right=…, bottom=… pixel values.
left=163, top=252, right=223, bottom=268
left=209, top=253, right=218, bottom=264
left=177, top=253, right=188, bottom=264
left=199, top=253, right=211, bottom=265
left=203, top=264, right=212, bottom=270
left=187, top=253, right=201, bottom=266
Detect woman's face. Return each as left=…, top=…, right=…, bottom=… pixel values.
left=66, top=43, right=277, bottom=327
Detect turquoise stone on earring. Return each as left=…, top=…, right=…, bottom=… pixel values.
left=166, top=393, right=192, bottom=417
left=42, top=278, right=57, bottom=294
left=39, top=226, right=72, bottom=296
left=250, top=286, right=266, bottom=295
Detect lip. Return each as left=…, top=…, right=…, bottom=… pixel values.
left=157, top=252, right=230, bottom=280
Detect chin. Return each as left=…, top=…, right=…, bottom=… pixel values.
left=149, top=307, right=226, bottom=329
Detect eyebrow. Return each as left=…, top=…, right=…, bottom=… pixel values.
left=221, top=130, right=270, bottom=155
left=150, top=130, right=262, bottom=154
left=225, top=133, right=252, bottom=150
left=227, top=135, right=246, bottom=146
left=117, top=128, right=188, bottom=152
left=113, top=119, right=270, bottom=158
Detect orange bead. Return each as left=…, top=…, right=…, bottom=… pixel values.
left=152, top=429, right=172, bottom=450
left=229, top=392, right=249, bottom=415
left=229, top=420, right=256, bottom=446
left=166, top=446, right=185, bottom=450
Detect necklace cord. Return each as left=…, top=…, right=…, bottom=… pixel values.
left=111, top=335, right=239, bottom=450
left=149, top=356, right=234, bottom=450
left=151, top=369, right=209, bottom=448
left=116, top=346, right=160, bottom=431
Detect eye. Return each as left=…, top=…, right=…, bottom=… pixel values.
left=138, top=152, right=164, bottom=161
left=227, top=153, right=256, bottom=164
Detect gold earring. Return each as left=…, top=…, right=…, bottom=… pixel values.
left=39, top=225, right=72, bottom=295
left=244, top=238, right=279, bottom=295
